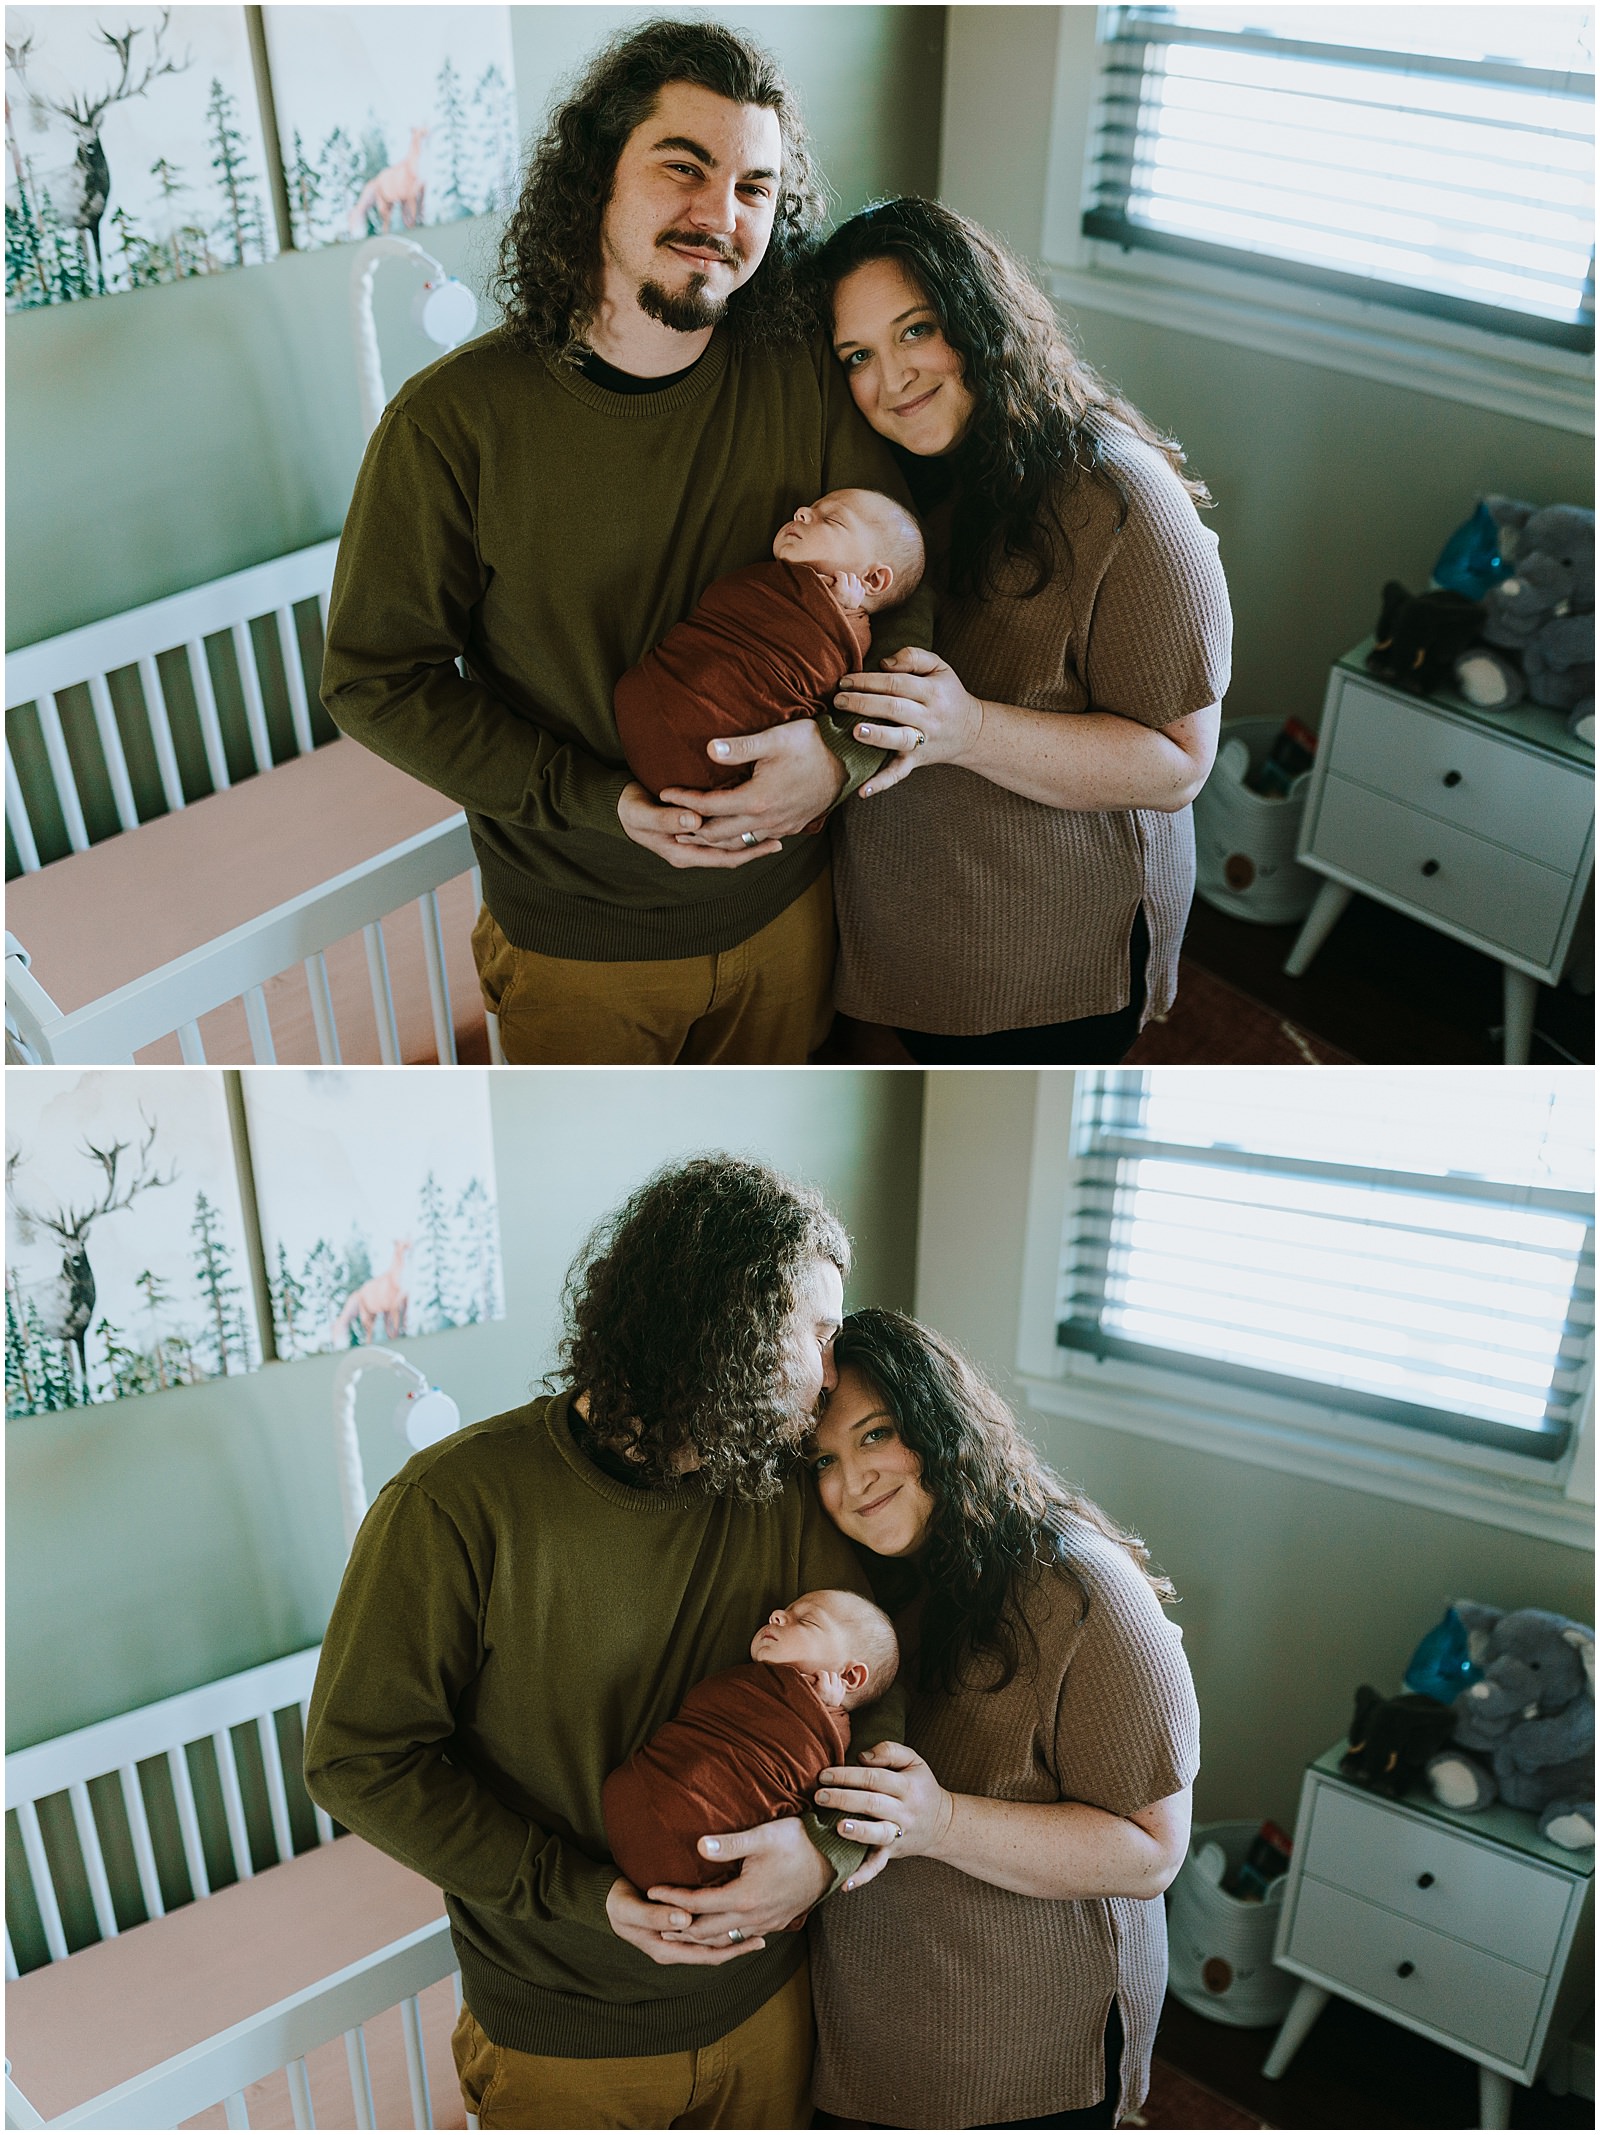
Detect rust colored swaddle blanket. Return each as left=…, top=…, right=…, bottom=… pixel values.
left=602, top=1661, right=851, bottom=1899
left=614, top=560, right=872, bottom=803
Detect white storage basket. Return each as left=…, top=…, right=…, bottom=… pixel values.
left=1165, top=1818, right=1298, bottom=2028
left=1194, top=718, right=1320, bottom=925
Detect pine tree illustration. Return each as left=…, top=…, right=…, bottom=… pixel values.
left=286, top=128, right=322, bottom=249
left=301, top=1238, right=341, bottom=1349
left=5, top=186, right=50, bottom=307
left=415, top=1171, right=453, bottom=1331
left=271, top=1240, right=311, bottom=1359
left=134, top=1268, right=177, bottom=1388
left=206, top=76, right=259, bottom=268
left=5, top=1290, right=37, bottom=1414
left=317, top=125, right=363, bottom=236
left=454, top=1178, right=500, bottom=1324
left=149, top=156, right=191, bottom=278
left=190, top=1191, right=250, bottom=1376
left=433, top=57, right=470, bottom=219
left=472, top=63, right=517, bottom=214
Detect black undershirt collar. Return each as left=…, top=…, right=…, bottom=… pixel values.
left=578, top=346, right=708, bottom=396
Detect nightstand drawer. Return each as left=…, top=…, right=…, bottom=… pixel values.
left=1303, top=1784, right=1571, bottom=1973
left=1328, top=681, right=1593, bottom=871
left=1309, top=775, right=1571, bottom=966
left=1287, top=1876, right=1544, bottom=2068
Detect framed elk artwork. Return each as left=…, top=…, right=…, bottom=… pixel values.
left=4, top=4, right=278, bottom=310
left=260, top=3, right=517, bottom=251
left=5, top=1070, right=261, bottom=1416
left=241, top=1068, right=504, bottom=1362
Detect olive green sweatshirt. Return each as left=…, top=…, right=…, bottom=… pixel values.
left=304, top=1394, right=904, bottom=2059
left=320, top=325, right=934, bottom=961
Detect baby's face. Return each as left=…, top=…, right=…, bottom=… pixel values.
left=772, top=490, right=887, bottom=579
left=750, top=1591, right=857, bottom=1675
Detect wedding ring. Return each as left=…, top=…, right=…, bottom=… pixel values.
left=889, top=1822, right=903, bottom=1842
left=740, top=831, right=758, bottom=847
left=727, top=1927, right=745, bottom=1943
left=909, top=730, right=926, bottom=748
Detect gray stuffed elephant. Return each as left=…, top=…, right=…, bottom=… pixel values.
left=1424, top=1600, right=1594, bottom=1851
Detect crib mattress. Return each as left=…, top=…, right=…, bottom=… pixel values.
left=5, top=1833, right=463, bottom=2128
left=6, top=738, right=488, bottom=1064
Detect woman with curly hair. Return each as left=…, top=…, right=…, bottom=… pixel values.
left=814, top=200, right=1233, bottom=1063
left=803, top=1308, right=1199, bottom=2128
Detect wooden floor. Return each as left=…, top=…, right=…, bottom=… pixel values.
left=1155, top=1992, right=1593, bottom=2130
left=1183, top=894, right=1594, bottom=1066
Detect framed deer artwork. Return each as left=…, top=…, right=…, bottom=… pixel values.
left=5, top=1069, right=261, bottom=1416
left=4, top=5, right=278, bottom=310
left=241, top=1068, right=505, bottom=1362
left=260, top=4, right=517, bottom=251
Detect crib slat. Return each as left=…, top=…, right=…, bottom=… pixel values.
left=118, top=1762, right=167, bottom=1920
left=486, top=1011, right=507, bottom=1067
left=39, top=695, right=90, bottom=852
left=15, top=1800, right=69, bottom=1962
left=244, top=985, right=278, bottom=1064
left=137, top=653, right=187, bottom=815
left=231, top=620, right=275, bottom=774
left=67, top=1780, right=119, bottom=1942
left=178, top=1021, right=208, bottom=1064
left=85, top=673, right=140, bottom=832
left=363, top=922, right=401, bottom=1065
left=213, top=1727, right=255, bottom=1881
left=225, top=2095, right=251, bottom=2131
left=288, top=2055, right=317, bottom=2129
left=418, top=891, right=456, bottom=1064
left=402, top=1993, right=434, bottom=2128
left=7, top=1920, right=20, bottom=1979
left=256, top=1711, right=295, bottom=1865
left=451, top=1969, right=463, bottom=2017
left=305, top=954, right=343, bottom=1064
left=345, top=2026, right=377, bottom=2130
left=4, top=736, right=42, bottom=872
left=275, top=605, right=316, bottom=757
left=187, top=636, right=233, bottom=794
left=168, top=1743, right=212, bottom=1899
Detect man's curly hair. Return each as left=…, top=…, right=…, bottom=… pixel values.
left=495, top=18, right=827, bottom=359
left=556, top=1156, right=849, bottom=1500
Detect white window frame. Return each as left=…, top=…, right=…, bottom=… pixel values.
left=1014, top=1072, right=1595, bottom=1552
left=1040, top=6, right=1595, bottom=437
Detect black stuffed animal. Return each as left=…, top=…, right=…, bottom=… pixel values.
left=1341, top=1686, right=1457, bottom=1799
left=1367, top=583, right=1486, bottom=697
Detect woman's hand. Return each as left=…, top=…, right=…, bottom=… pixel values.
left=833, top=648, right=986, bottom=797
left=658, top=720, right=847, bottom=847
left=816, top=1741, right=955, bottom=1889
left=617, top=781, right=781, bottom=869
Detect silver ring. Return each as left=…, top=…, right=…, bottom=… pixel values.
left=909, top=730, right=926, bottom=749
left=888, top=1822, right=903, bottom=1842
left=740, top=831, right=758, bottom=847
left=727, top=1927, right=745, bottom=1944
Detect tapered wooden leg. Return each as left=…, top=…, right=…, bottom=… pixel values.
left=1478, top=2064, right=1513, bottom=2129
left=1501, top=966, right=1537, bottom=1064
left=1262, top=1982, right=1330, bottom=2079
left=1284, top=881, right=1353, bottom=977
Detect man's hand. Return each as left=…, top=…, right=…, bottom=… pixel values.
left=605, top=1874, right=767, bottom=1965
left=645, top=1814, right=832, bottom=1943
left=659, top=720, right=848, bottom=848
left=617, top=781, right=782, bottom=869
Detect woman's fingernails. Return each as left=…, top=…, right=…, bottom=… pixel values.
left=679, top=816, right=696, bottom=829
left=702, top=1837, right=720, bottom=1854
left=841, top=1820, right=858, bottom=1835
left=861, top=783, right=874, bottom=797
left=843, top=1877, right=855, bottom=1891
left=711, top=741, right=730, bottom=757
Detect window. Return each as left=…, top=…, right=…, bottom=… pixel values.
left=1059, top=1070, right=1594, bottom=1464
left=1082, top=6, right=1595, bottom=352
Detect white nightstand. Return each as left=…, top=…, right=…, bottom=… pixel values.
left=1284, top=649, right=1595, bottom=1062
left=1264, top=1744, right=1594, bottom=2129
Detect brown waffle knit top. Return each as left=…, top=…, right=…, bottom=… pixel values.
left=809, top=1517, right=1201, bottom=2128
left=831, top=420, right=1232, bottom=1033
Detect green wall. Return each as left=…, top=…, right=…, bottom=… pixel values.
left=5, top=1067, right=925, bottom=1752
left=915, top=1072, right=1593, bottom=1835
left=5, top=4, right=945, bottom=651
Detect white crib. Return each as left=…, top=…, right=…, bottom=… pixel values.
left=4, top=544, right=499, bottom=1066
left=4, top=1648, right=465, bottom=2130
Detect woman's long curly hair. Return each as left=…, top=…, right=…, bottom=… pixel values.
left=812, top=197, right=1211, bottom=600
left=832, top=1308, right=1175, bottom=1695
left=495, top=19, right=827, bottom=359
left=555, top=1156, right=849, bottom=1501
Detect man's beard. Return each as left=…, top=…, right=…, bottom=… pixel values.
left=636, top=272, right=727, bottom=334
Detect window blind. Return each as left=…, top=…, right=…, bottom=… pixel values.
left=1059, top=1070, right=1595, bottom=1462
left=1082, top=5, right=1596, bottom=351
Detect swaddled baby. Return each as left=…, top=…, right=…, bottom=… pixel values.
left=601, top=1587, right=900, bottom=1903
left=614, top=489, right=925, bottom=805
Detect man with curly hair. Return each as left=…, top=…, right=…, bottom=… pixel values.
left=320, top=20, right=931, bottom=1064
left=306, top=1155, right=902, bottom=2127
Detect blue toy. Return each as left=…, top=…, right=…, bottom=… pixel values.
left=1404, top=1604, right=1483, bottom=1706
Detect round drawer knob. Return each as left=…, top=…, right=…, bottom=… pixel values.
left=1396, top=1961, right=1416, bottom=1978
left=1421, top=859, right=1441, bottom=877
left=1416, top=1872, right=1435, bottom=1888
left=1442, top=770, right=1463, bottom=787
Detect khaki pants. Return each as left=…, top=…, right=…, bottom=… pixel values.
left=472, top=870, right=835, bottom=1064
left=452, top=1958, right=815, bottom=2129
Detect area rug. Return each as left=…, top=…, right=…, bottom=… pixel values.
left=1125, top=2055, right=1271, bottom=2130
left=1125, top=960, right=1355, bottom=1065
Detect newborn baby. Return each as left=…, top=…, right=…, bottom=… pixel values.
left=601, top=1587, right=900, bottom=1902
left=614, top=488, right=925, bottom=805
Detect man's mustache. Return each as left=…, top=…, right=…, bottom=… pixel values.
left=656, top=229, right=743, bottom=267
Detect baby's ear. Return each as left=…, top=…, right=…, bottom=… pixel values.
left=841, top=1660, right=870, bottom=1693
left=862, top=564, right=893, bottom=597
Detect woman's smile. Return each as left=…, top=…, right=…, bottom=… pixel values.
left=830, top=255, right=975, bottom=458
left=808, top=1365, right=936, bottom=1557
